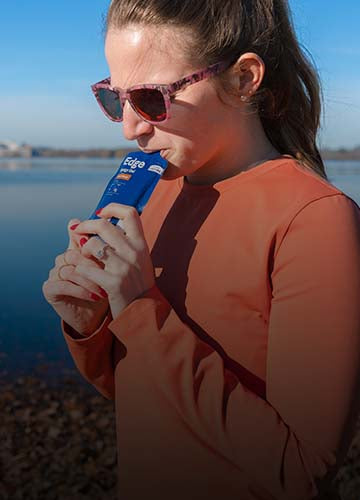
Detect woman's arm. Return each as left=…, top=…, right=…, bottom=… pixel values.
left=62, top=310, right=116, bottom=400
left=106, top=194, right=360, bottom=499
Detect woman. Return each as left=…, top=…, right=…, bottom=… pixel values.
left=43, top=1, right=360, bottom=498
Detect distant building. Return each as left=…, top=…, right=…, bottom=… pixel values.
left=0, top=140, right=19, bottom=156
left=0, top=140, right=33, bottom=158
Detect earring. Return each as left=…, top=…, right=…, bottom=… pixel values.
left=241, top=89, right=256, bottom=102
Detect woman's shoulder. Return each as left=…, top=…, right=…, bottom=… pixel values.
left=261, top=156, right=340, bottom=192
left=254, top=156, right=359, bottom=213
left=224, top=156, right=360, bottom=239
left=267, top=161, right=360, bottom=250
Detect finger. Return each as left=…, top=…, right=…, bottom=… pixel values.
left=74, top=218, right=132, bottom=254
left=66, top=246, right=106, bottom=268
left=42, top=278, right=104, bottom=303
left=75, top=263, right=115, bottom=294
left=49, top=265, right=72, bottom=282
left=55, top=250, right=79, bottom=268
left=80, top=236, right=125, bottom=264
left=55, top=263, right=108, bottom=299
left=80, top=238, right=135, bottom=276
left=67, top=218, right=83, bottom=250
left=54, top=249, right=105, bottom=270
left=96, top=203, right=144, bottom=242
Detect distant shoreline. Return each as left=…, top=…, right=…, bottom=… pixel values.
left=1, top=147, right=360, bottom=161
left=321, top=148, right=360, bottom=161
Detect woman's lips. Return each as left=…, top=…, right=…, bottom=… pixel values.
left=141, top=148, right=164, bottom=153
left=139, top=148, right=168, bottom=157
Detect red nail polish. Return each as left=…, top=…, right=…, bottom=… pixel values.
left=95, top=209, right=102, bottom=216
left=99, top=288, right=108, bottom=298
left=80, top=238, right=88, bottom=247
left=90, top=293, right=102, bottom=301
left=70, top=224, right=79, bottom=230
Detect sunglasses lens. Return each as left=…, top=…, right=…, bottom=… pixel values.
left=130, top=88, right=167, bottom=122
left=97, top=88, right=123, bottom=121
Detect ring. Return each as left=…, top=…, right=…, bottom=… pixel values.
left=95, top=244, right=112, bottom=261
left=57, top=264, right=72, bottom=280
left=63, top=249, right=72, bottom=264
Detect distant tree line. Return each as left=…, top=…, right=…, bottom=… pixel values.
left=321, top=147, right=360, bottom=161
left=3, top=145, right=360, bottom=160
left=30, top=147, right=135, bottom=159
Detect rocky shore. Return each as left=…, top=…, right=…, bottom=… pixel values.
left=0, top=375, right=117, bottom=500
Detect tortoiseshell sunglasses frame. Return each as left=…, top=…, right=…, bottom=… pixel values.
left=91, top=60, right=233, bottom=125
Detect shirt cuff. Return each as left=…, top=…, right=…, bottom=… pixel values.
left=108, top=285, right=171, bottom=340
left=61, top=310, right=113, bottom=343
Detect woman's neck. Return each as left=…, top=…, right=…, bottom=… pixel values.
left=186, top=114, right=282, bottom=185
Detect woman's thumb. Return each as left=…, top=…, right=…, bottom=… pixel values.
left=67, top=219, right=82, bottom=249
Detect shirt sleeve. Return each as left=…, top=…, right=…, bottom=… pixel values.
left=61, top=310, right=116, bottom=400
left=107, top=193, right=360, bottom=499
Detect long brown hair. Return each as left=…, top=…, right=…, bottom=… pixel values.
left=106, top=0, right=327, bottom=179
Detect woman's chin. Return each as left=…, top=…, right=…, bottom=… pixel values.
left=161, top=162, right=183, bottom=181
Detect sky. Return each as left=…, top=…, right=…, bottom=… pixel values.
left=1, top=0, right=359, bottom=150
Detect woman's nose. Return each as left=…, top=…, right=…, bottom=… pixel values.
left=121, top=99, right=154, bottom=141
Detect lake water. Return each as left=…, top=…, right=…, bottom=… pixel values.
left=1, top=157, right=360, bottom=384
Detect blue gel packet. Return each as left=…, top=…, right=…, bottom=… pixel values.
left=88, top=151, right=168, bottom=230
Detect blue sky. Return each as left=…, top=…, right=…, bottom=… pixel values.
left=1, top=0, right=359, bottom=150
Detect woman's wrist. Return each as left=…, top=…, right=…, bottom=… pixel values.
left=63, top=308, right=111, bottom=339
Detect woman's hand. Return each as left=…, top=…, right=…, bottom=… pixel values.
left=72, top=203, right=155, bottom=320
left=42, top=219, right=110, bottom=337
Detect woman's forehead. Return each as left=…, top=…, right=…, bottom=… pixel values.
left=105, top=26, right=195, bottom=87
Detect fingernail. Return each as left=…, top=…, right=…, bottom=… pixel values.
left=99, top=288, right=108, bottom=298
left=95, top=209, right=102, bottom=216
left=90, top=293, right=102, bottom=301
left=80, top=238, right=88, bottom=247
left=70, top=224, right=79, bottom=230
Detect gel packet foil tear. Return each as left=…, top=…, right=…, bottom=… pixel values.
left=88, top=151, right=168, bottom=232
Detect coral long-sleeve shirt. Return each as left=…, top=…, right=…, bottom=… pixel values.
left=62, top=157, right=360, bottom=500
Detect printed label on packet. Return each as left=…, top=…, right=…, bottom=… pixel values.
left=88, top=151, right=168, bottom=231
left=116, top=173, right=132, bottom=181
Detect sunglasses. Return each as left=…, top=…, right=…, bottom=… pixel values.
left=91, top=60, right=233, bottom=125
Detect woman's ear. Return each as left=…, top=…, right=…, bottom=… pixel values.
left=229, top=52, right=265, bottom=96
